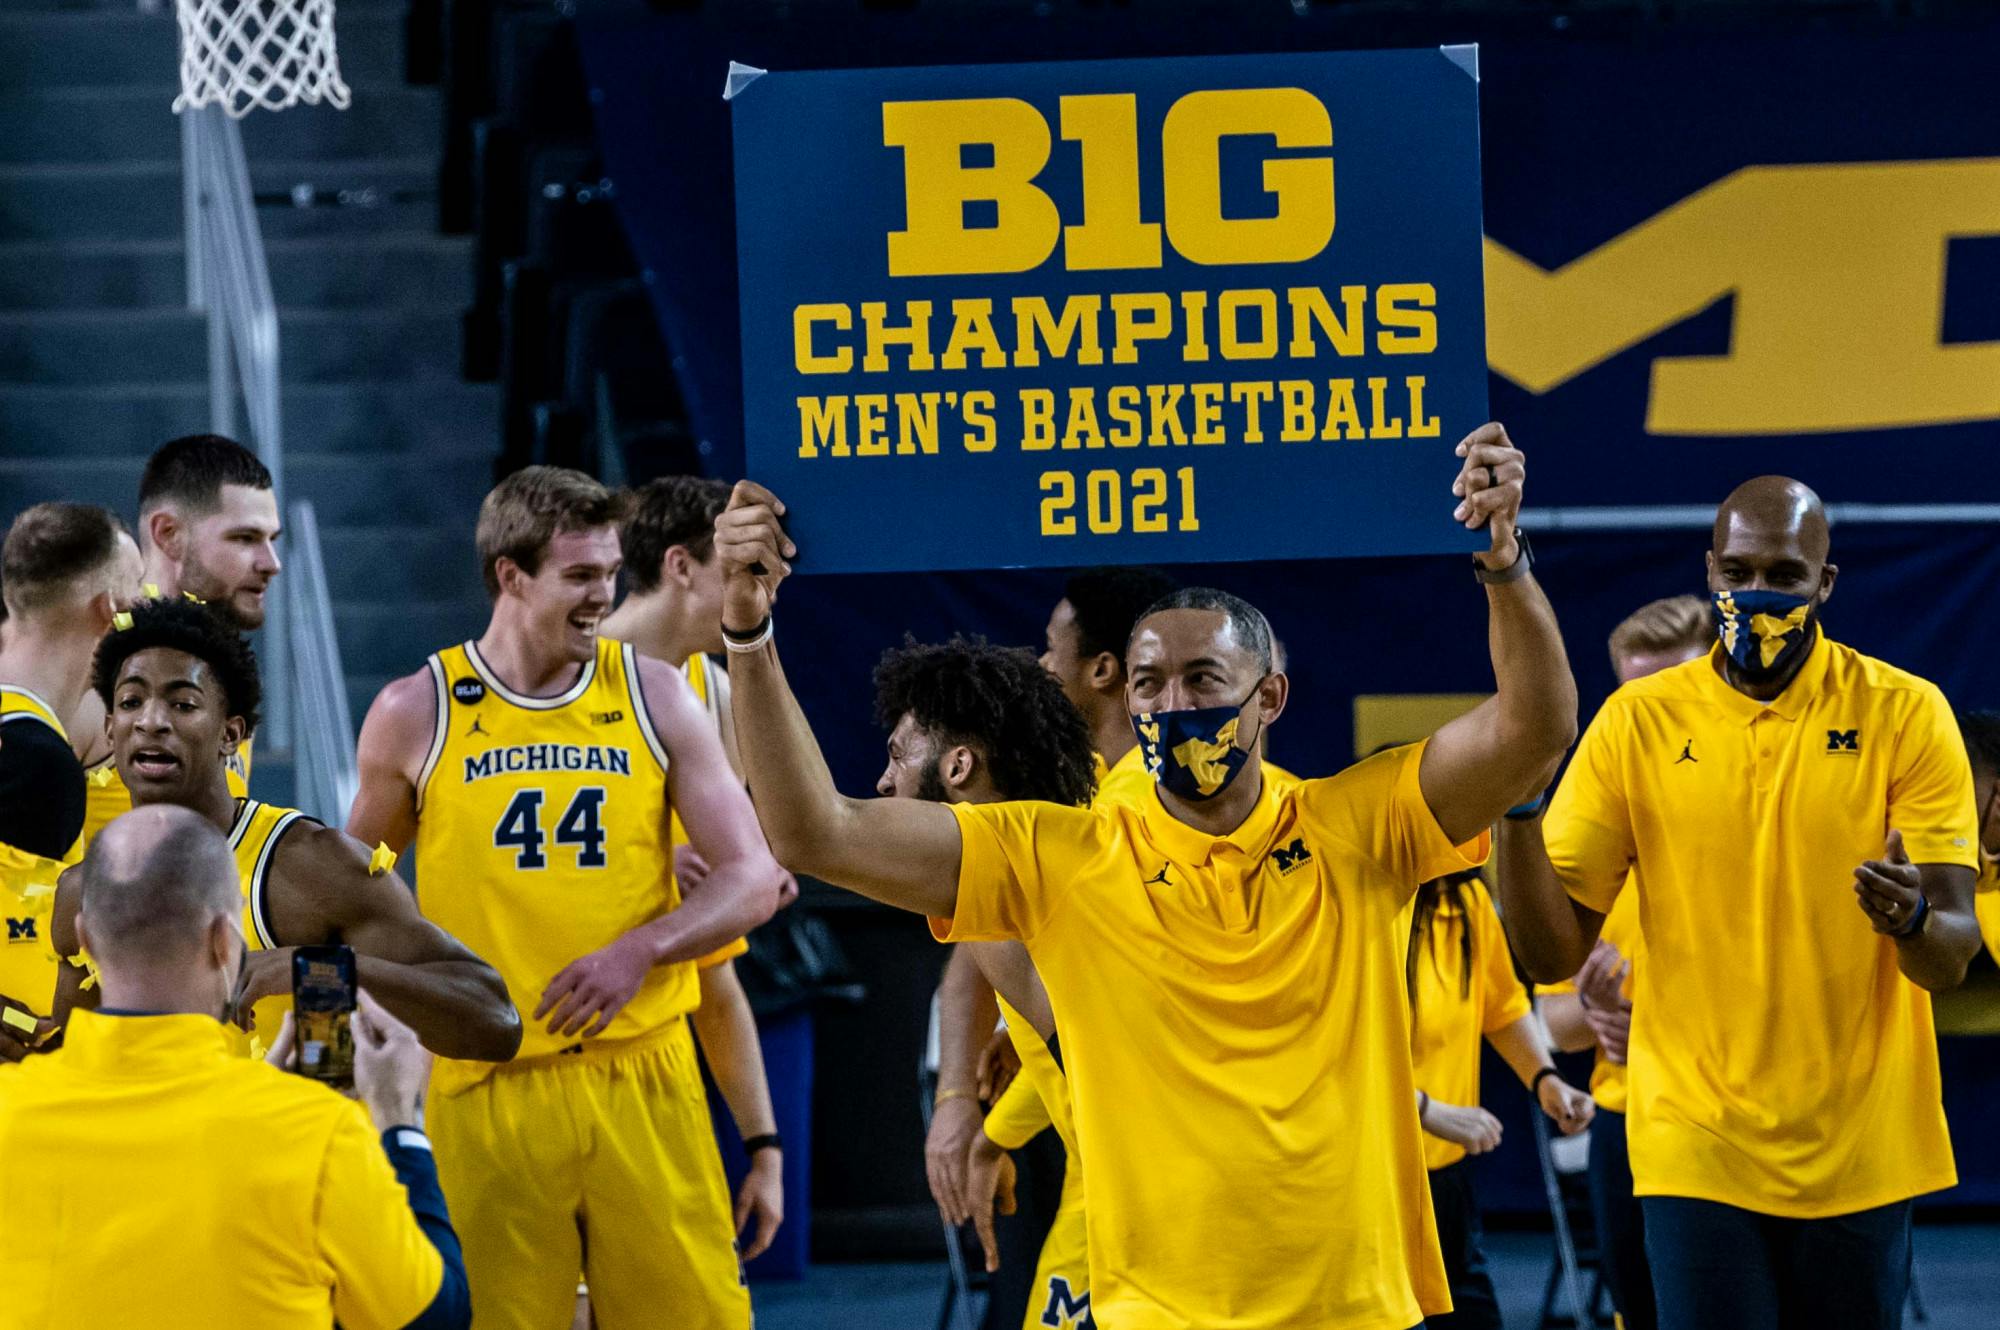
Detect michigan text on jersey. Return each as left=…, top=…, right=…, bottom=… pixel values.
left=463, top=745, right=633, bottom=783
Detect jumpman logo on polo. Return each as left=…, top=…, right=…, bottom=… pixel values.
left=1675, top=740, right=1698, bottom=764
left=1142, top=867, right=1172, bottom=888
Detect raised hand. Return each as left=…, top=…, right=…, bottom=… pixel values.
left=1451, top=422, right=1527, bottom=567
left=713, top=480, right=796, bottom=631
left=1854, top=829, right=1926, bottom=937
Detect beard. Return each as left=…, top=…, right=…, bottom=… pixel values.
left=179, top=548, right=263, bottom=629
left=915, top=763, right=952, bottom=804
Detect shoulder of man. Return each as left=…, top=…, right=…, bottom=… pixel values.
left=1821, top=637, right=1949, bottom=709
left=0, top=719, right=86, bottom=858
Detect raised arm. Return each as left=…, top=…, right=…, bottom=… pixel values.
left=243, top=824, right=523, bottom=1062
left=1417, top=425, right=1580, bottom=846
left=715, top=481, right=964, bottom=917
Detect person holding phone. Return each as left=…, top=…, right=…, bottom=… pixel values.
left=0, top=805, right=470, bottom=1330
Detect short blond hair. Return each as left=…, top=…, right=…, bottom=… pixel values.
left=476, top=467, right=628, bottom=599
left=1608, top=594, right=1712, bottom=670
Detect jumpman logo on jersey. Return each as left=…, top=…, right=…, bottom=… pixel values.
left=1142, top=867, right=1173, bottom=889
left=465, top=715, right=488, bottom=738
left=1675, top=740, right=1698, bottom=764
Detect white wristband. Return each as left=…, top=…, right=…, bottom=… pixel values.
left=723, top=618, right=774, bottom=654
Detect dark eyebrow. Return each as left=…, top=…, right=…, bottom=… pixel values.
left=114, top=674, right=202, bottom=693
left=1183, top=657, right=1227, bottom=671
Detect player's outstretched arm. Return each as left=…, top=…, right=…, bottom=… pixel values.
left=348, top=669, right=434, bottom=857
left=1418, top=425, right=1580, bottom=845
left=714, top=482, right=964, bottom=917
left=249, top=825, right=523, bottom=1062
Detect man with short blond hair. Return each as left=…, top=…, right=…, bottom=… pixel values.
left=351, top=465, right=786, bottom=1330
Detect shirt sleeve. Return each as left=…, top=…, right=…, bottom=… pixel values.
left=317, top=1107, right=450, bottom=1330
left=981, top=1071, right=1053, bottom=1151
left=1977, top=884, right=2000, bottom=965
left=929, top=800, right=1101, bottom=945
left=1471, top=883, right=1532, bottom=1035
left=1887, top=684, right=1980, bottom=869
left=697, top=936, right=750, bottom=969
left=0, top=722, right=84, bottom=860
left=1542, top=705, right=1637, bottom=915
left=1298, top=742, right=1489, bottom=907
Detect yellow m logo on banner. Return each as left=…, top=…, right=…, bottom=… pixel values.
left=1486, top=158, right=2000, bottom=434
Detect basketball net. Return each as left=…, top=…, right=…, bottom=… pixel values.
left=174, top=0, right=351, bottom=118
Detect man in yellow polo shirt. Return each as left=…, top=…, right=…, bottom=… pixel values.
left=717, top=420, right=1579, bottom=1330
left=1959, top=711, right=2000, bottom=955
left=1496, top=477, right=1981, bottom=1330
left=0, top=804, right=468, bottom=1330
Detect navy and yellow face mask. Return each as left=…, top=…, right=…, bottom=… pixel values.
left=1133, top=685, right=1263, bottom=802
left=1711, top=589, right=1816, bottom=682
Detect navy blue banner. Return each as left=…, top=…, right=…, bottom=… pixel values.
left=729, top=50, right=1489, bottom=573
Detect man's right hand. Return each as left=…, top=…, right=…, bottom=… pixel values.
left=924, top=1092, right=982, bottom=1227
left=353, top=989, right=431, bottom=1132
left=0, top=999, right=54, bottom=1062
left=966, top=1132, right=1018, bottom=1274
left=1421, top=1100, right=1505, bottom=1155
left=713, top=480, right=796, bottom=631
left=1576, top=939, right=1633, bottom=1064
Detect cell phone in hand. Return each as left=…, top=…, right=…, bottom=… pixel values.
left=290, top=944, right=357, bottom=1088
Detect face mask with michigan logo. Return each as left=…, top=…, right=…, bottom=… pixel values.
left=1132, top=687, right=1263, bottom=802
left=1711, top=589, right=1816, bottom=682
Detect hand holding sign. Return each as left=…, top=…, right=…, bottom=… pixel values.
left=716, top=480, right=797, bottom=631
left=1452, top=423, right=1526, bottom=568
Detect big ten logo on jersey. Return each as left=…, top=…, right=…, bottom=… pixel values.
left=1039, top=1276, right=1092, bottom=1329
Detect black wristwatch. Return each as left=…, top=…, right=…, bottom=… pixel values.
left=1473, top=533, right=1535, bottom=585
left=743, top=1132, right=783, bottom=1157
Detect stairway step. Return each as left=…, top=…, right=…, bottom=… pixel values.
left=0, top=450, right=493, bottom=524
left=0, top=380, right=497, bottom=457
left=322, top=525, right=480, bottom=602
left=0, top=9, right=407, bottom=92
left=0, top=86, right=440, bottom=164
left=0, top=307, right=462, bottom=383
left=0, top=233, right=472, bottom=308
left=0, top=158, right=440, bottom=241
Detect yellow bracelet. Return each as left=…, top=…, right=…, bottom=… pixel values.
left=934, top=1087, right=977, bottom=1108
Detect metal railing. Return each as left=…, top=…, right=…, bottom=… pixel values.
left=184, top=101, right=357, bottom=822
left=285, top=501, right=359, bottom=823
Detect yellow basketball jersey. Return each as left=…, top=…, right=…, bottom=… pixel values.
left=80, top=738, right=253, bottom=853
left=415, top=637, right=690, bottom=1082
left=0, top=687, right=80, bottom=1019
left=228, top=797, right=309, bottom=1056
left=996, top=995, right=1078, bottom=1158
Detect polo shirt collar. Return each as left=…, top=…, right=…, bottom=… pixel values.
left=1697, top=630, right=1833, bottom=724
left=1139, top=764, right=1284, bottom=865
left=61, top=1007, right=234, bottom=1076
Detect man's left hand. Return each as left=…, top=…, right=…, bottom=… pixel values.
left=229, top=946, right=296, bottom=1031
left=1538, top=1074, right=1596, bottom=1136
left=536, top=936, right=653, bottom=1037
left=733, top=1149, right=785, bottom=1263
left=1452, top=423, right=1526, bottom=567
left=1855, top=829, right=1926, bottom=937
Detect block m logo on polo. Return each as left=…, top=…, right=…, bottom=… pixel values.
left=1827, top=728, right=1862, bottom=755
left=1271, top=838, right=1313, bottom=874
left=1485, top=158, right=2000, bottom=434
left=1039, top=1275, right=1093, bottom=1328
left=5, top=916, right=36, bottom=943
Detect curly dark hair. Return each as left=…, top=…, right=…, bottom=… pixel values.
left=872, top=636, right=1097, bottom=807
left=92, top=596, right=263, bottom=733
left=1961, top=709, right=2000, bottom=780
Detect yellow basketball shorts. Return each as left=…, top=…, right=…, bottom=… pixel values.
left=1025, top=1162, right=1092, bottom=1330
left=429, top=1017, right=749, bottom=1330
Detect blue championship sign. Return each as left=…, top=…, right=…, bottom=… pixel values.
left=731, top=48, right=1489, bottom=574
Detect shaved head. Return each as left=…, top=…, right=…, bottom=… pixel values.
left=1714, top=476, right=1829, bottom=564
left=81, top=805, right=240, bottom=970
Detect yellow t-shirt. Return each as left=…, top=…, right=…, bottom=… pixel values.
left=1541, top=885, right=1643, bottom=1116
left=0, top=688, right=80, bottom=1020
left=1408, top=875, right=1532, bottom=1171
left=415, top=638, right=691, bottom=1088
left=936, top=742, right=1485, bottom=1330
left=79, top=738, right=253, bottom=854
left=0, top=1009, right=442, bottom=1329
left=1543, top=636, right=1975, bottom=1218
left=986, top=995, right=1076, bottom=1161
